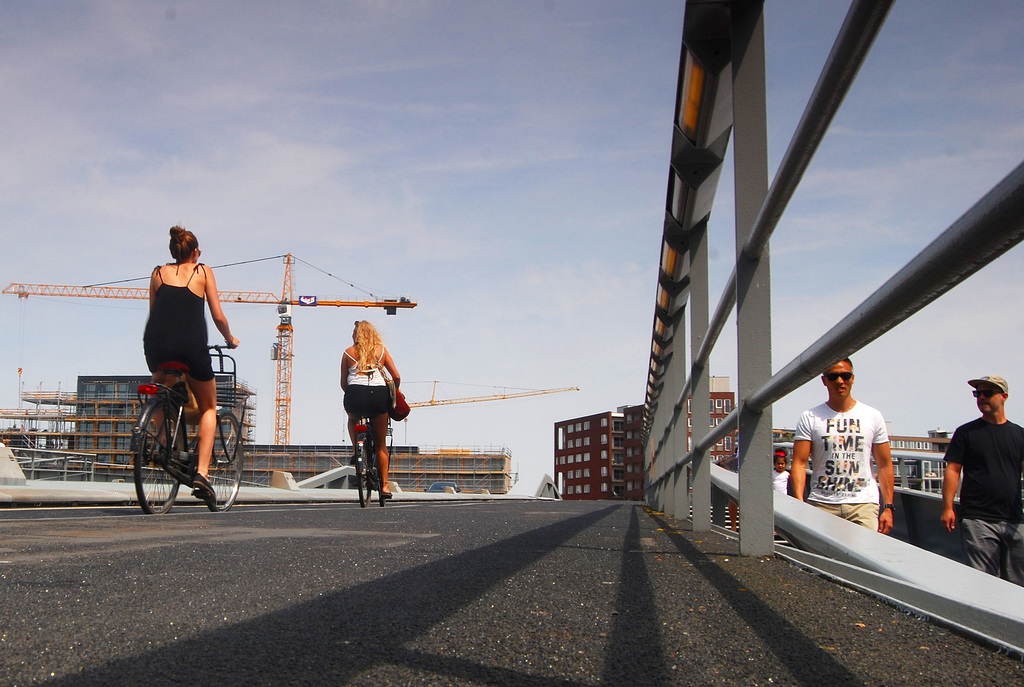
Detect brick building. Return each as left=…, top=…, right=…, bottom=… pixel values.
left=555, top=378, right=736, bottom=500
left=554, top=408, right=629, bottom=499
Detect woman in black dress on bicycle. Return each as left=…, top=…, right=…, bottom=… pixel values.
left=341, top=320, right=401, bottom=498
left=143, top=226, right=239, bottom=500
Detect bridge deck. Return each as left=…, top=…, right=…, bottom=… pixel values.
left=0, top=499, right=1020, bottom=685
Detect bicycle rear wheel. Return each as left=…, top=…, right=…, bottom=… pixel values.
left=207, top=412, right=243, bottom=512
left=356, top=437, right=372, bottom=507
left=132, top=399, right=181, bottom=514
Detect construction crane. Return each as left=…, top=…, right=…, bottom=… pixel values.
left=408, top=383, right=579, bottom=408
left=4, top=254, right=415, bottom=444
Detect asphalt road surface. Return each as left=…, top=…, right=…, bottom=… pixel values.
left=1, top=500, right=1022, bottom=686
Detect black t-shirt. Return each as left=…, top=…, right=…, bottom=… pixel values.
left=945, top=418, right=1024, bottom=522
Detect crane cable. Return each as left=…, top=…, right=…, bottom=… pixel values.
left=81, top=254, right=402, bottom=301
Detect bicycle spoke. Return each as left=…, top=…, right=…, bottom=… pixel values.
left=206, top=412, right=243, bottom=512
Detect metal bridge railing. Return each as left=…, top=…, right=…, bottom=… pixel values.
left=643, top=0, right=1024, bottom=553
left=11, top=447, right=96, bottom=482
left=640, top=0, right=1024, bottom=653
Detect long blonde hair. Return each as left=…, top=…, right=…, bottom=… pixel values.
left=352, top=320, right=383, bottom=371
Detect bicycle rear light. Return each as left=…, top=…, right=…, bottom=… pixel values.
left=138, top=384, right=159, bottom=395
left=354, top=423, right=368, bottom=432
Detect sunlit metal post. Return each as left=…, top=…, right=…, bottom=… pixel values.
left=666, top=306, right=688, bottom=519
left=689, top=218, right=711, bottom=531
left=731, top=0, right=773, bottom=555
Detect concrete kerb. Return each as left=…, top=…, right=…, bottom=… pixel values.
left=0, top=479, right=545, bottom=507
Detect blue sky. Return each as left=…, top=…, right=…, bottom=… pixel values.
left=2, top=1, right=1023, bottom=488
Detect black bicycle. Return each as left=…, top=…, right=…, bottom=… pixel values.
left=353, top=416, right=391, bottom=507
left=131, top=346, right=244, bottom=514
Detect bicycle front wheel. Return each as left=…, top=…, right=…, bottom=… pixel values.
left=207, top=412, right=243, bottom=512
left=132, top=399, right=181, bottom=514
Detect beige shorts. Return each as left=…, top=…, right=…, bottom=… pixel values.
left=810, top=501, right=879, bottom=531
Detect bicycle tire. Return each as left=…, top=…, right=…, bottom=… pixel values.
left=132, top=399, right=181, bottom=514
left=207, top=412, right=243, bottom=512
left=356, top=437, right=371, bottom=507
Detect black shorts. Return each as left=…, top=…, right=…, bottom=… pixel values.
left=144, top=345, right=215, bottom=382
left=344, top=385, right=391, bottom=417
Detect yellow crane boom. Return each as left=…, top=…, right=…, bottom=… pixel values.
left=3, top=283, right=414, bottom=310
left=408, top=385, right=579, bottom=408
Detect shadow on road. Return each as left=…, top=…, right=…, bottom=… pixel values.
left=46, top=505, right=647, bottom=686
left=648, top=512, right=866, bottom=687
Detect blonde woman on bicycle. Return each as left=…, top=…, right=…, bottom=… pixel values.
left=143, top=226, right=239, bottom=501
left=341, top=320, right=400, bottom=498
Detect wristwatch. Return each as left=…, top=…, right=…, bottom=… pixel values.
left=882, top=503, right=895, bottom=513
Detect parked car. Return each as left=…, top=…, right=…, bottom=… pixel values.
left=426, top=481, right=461, bottom=493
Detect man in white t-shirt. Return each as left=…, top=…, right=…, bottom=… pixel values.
left=790, top=358, right=896, bottom=534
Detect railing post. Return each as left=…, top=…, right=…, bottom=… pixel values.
left=668, top=306, right=689, bottom=519
left=690, top=218, right=711, bottom=531
left=731, top=0, right=774, bottom=556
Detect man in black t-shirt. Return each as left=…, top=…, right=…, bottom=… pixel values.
left=942, top=375, right=1024, bottom=586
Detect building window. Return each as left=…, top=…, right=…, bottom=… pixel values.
left=601, top=418, right=608, bottom=428
left=583, top=421, right=590, bottom=430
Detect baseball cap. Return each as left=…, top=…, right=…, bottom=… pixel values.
left=968, top=375, right=1008, bottom=393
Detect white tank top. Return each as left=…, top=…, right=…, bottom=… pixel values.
left=345, top=347, right=387, bottom=387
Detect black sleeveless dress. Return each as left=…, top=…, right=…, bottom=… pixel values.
left=142, top=265, right=214, bottom=382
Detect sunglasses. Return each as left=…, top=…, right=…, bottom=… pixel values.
left=825, top=372, right=853, bottom=382
left=972, top=389, right=1002, bottom=398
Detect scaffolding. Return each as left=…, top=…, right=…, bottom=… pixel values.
left=391, top=446, right=512, bottom=493
left=0, top=374, right=256, bottom=472
left=246, top=444, right=513, bottom=493
left=2, top=380, right=512, bottom=493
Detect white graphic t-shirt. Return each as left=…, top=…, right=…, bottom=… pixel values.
left=794, top=401, right=889, bottom=505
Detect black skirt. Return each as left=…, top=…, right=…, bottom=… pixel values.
left=344, top=385, right=391, bottom=417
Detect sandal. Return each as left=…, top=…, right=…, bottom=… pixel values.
left=192, top=473, right=216, bottom=505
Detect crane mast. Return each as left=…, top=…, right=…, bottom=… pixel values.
left=274, top=255, right=295, bottom=444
